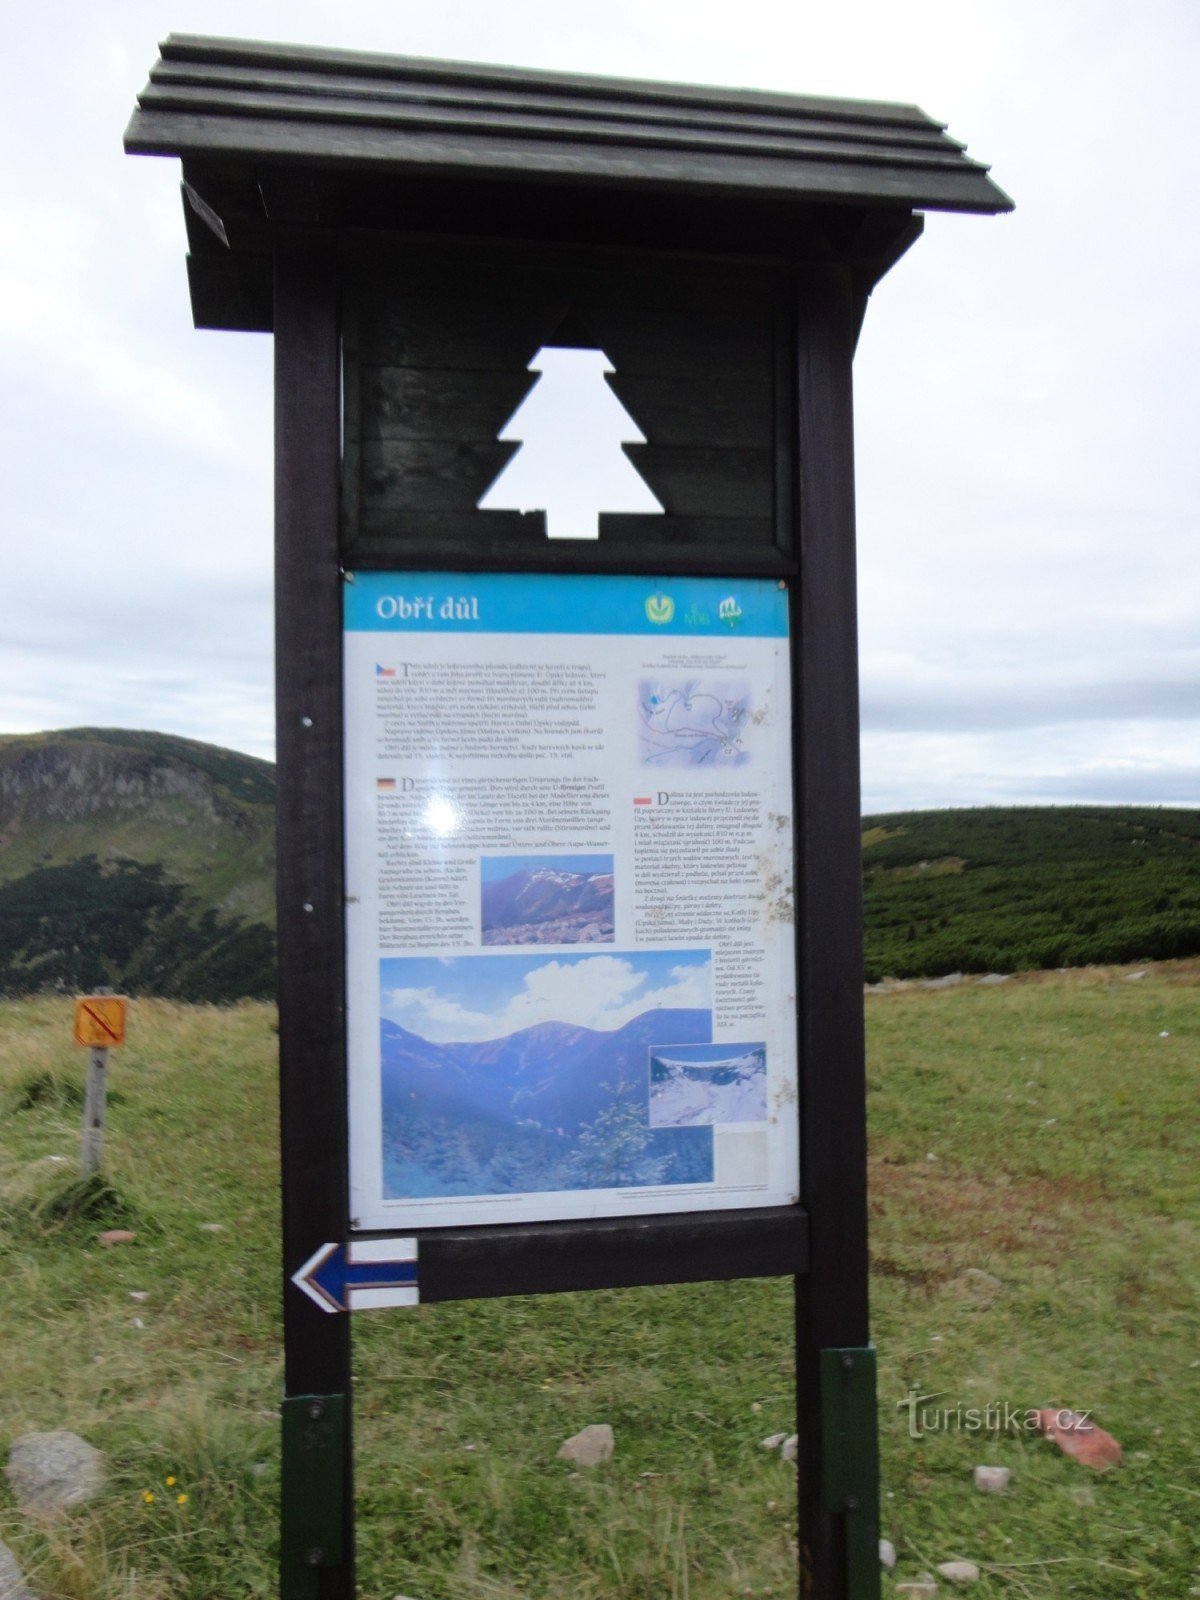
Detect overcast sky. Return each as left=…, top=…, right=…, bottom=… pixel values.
left=2, top=0, right=1197, bottom=812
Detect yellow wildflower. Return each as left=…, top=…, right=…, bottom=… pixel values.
left=142, top=1491, right=155, bottom=1504
left=165, top=1475, right=176, bottom=1487
left=176, top=1493, right=189, bottom=1505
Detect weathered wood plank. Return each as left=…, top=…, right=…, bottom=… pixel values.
left=126, top=111, right=1008, bottom=214
left=155, top=34, right=941, bottom=130
left=623, top=443, right=774, bottom=517
left=606, top=374, right=771, bottom=447
left=139, top=83, right=974, bottom=172
left=352, top=297, right=770, bottom=383
left=357, top=368, right=535, bottom=442
left=346, top=509, right=776, bottom=556
left=151, top=60, right=962, bottom=152
left=357, top=439, right=773, bottom=519
left=355, top=367, right=770, bottom=450
left=360, top=438, right=520, bottom=510
left=403, top=1206, right=809, bottom=1302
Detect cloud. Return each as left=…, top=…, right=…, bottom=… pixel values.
left=385, top=954, right=712, bottom=1042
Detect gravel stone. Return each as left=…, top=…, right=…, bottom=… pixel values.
left=556, top=1424, right=614, bottom=1468
left=6, top=1431, right=105, bottom=1513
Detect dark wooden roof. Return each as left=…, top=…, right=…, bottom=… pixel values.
left=125, top=36, right=1011, bottom=331
left=127, top=34, right=1011, bottom=214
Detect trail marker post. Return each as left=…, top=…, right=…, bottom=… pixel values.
left=74, top=995, right=127, bottom=1176
left=126, top=41, right=1010, bottom=1598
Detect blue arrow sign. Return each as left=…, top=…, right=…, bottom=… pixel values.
left=292, top=1237, right=419, bottom=1313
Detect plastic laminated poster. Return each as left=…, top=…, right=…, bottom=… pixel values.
left=343, top=571, right=798, bottom=1230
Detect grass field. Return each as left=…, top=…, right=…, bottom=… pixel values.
left=0, top=968, right=1196, bottom=1598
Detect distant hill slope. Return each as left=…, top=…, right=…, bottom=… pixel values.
left=0, top=729, right=275, bottom=1001
left=863, top=805, right=1200, bottom=981
left=4, top=732, right=1197, bottom=999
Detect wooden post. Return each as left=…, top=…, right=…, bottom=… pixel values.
left=274, top=223, right=355, bottom=1600
left=80, top=1046, right=108, bottom=1176
left=793, top=261, right=878, bottom=1600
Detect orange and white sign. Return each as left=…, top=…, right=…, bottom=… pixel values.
left=73, top=996, right=128, bottom=1049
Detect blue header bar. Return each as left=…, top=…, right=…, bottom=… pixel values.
left=345, top=572, right=789, bottom=637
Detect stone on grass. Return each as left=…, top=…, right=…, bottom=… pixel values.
left=922, top=972, right=963, bottom=990
left=780, top=1434, right=798, bottom=1462
left=879, top=1538, right=897, bottom=1570
left=0, top=1540, right=36, bottom=1600
left=6, top=1430, right=105, bottom=1513
left=973, top=1465, right=1011, bottom=1493
left=97, top=1230, right=135, bottom=1248
left=760, top=1433, right=788, bottom=1450
left=1036, top=1409, right=1122, bottom=1470
left=199, top=1222, right=225, bottom=1233
left=975, top=973, right=1011, bottom=986
left=962, top=1268, right=1002, bottom=1296
left=556, top=1424, right=613, bottom=1468
left=937, top=1560, right=980, bottom=1582
left=895, top=1581, right=938, bottom=1598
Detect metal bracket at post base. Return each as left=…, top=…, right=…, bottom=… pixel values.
left=281, top=1393, right=346, bottom=1598
left=819, top=1347, right=881, bottom=1600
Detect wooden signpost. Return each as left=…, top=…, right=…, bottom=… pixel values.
left=126, top=38, right=1010, bottom=1599
left=74, top=994, right=127, bottom=1175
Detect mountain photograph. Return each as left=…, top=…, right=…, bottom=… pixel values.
left=378, top=948, right=714, bottom=1199
left=480, top=854, right=614, bottom=945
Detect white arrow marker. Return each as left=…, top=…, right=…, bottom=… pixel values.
left=292, top=1236, right=419, bottom=1312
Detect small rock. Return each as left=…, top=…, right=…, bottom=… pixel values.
left=1123, top=970, right=1146, bottom=981
left=922, top=972, right=963, bottom=990
left=97, top=1230, right=135, bottom=1248
left=128, top=1291, right=149, bottom=1302
left=1036, top=1409, right=1122, bottom=1470
left=973, top=1465, right=1011, bottom=1493
left=780, top=1434, right=798, bottom=1463
left=556, top=1424, right=614, bottom=1468
left=1159, top=1031, right=1170, bottom=1039
left=937, top=1561, right=980, bottom=1582
left=974, top=972, right=1011, bottom=986
left=251, top=1462, right=269, bottom=1477
left=199, top=1223, right=225, bottom=1233
left=760, top=1433, right=788, bottom=1450
left=879, top=1538, right=897, bottom=1570
left=895, top=1581, right=938, bottom=1598
left=6, top=1431, right=105, bottom=1513
left=0, top=1540, right=36, bottom=1600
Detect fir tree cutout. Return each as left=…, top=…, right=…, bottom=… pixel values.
left=477, top=346, right=664, bottom=539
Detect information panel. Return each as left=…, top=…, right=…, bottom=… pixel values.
left=344, top=572, right=798, bottom=1231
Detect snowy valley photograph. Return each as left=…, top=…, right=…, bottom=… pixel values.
left=648, top=1042, right=768, bottom=1128
left=379, top=949, right=715, bottom=1199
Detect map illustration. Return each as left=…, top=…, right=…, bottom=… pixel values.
left=638, top=679, right=751, bottom=767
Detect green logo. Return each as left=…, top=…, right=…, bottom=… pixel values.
left=718, top=595, right=743, bottom=628
left=645, top=592, right=675, bottom=625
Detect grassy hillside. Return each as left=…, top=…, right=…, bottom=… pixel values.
left=3, top=728, right=1198, bottom=999
left=0, top=730, right=275, bottom=1001
left=0, top=969, right=1195, bottom=1597
left=863, top=806, right=1200, bottom=981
